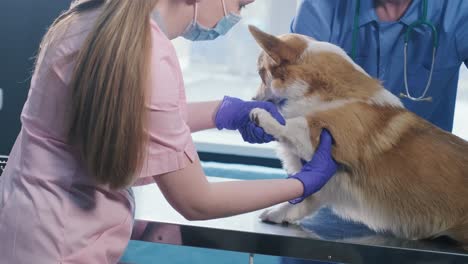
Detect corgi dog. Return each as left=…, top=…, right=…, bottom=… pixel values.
left=247, top=25, right=468, bottom=248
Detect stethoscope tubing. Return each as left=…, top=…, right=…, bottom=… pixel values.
left=351, top=0, right=437, bottom=102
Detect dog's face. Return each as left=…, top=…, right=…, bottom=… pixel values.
left=249, top=26, right=379, bottom=105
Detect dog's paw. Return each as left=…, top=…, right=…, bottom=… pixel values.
left=249, top=108, right=284, bottom=138
left=259, top=203, right=301, bottom=225
left=249, top=108, right=271, bottom=125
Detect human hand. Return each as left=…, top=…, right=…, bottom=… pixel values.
left=288, top=129, right=338, bottom=204
left=214, top=96, right=285, bottom=143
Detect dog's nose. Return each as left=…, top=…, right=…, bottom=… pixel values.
left=251, top=96, right=257, bottom=101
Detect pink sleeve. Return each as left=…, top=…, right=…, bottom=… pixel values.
left=135, top=21, right=198, bottom=182
left=137, top=100, right=197, bottom=179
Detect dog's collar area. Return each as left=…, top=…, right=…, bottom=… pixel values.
left=278, top=98, right=288, bottom=107
left=263, top=98, right=288, bottom=108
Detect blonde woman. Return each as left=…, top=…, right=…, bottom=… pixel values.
left=0, top=0, right=337, bottom=263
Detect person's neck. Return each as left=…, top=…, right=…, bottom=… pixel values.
left=153, top=0, right=193, bottom=40
left=375, top=0, right=413, bottom=22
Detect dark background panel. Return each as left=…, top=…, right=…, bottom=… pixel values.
left=0, top=0, right=72, bottom=156
left=0, top=156, right=6, bottom=175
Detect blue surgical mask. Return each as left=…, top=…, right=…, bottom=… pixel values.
left=182, top=0, right=242, bottom=41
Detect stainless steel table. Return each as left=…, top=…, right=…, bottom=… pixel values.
left=131, top=177, right=468, bottom=264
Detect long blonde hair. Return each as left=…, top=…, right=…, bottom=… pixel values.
left=39, top=0, right=158, bottom=189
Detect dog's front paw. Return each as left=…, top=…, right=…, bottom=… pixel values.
left=259, top=203, right=301, bottom=225
left=249, top=108, right=284, bottom=139
left=249, top=108, right=272, bottom=126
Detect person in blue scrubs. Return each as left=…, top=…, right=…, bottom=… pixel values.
left=291, top=0, right=468, bottom=132
left=282, top=0, right=468, bottom=263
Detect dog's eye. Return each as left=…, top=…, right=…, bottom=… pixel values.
left=258, top=68, right=265, bottom=76
left=258, top=68, right=267, bottom=84
left=271, top=66, right=286, bottom=81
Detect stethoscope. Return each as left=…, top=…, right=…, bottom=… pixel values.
left=351, top=0, right=438, bottom=102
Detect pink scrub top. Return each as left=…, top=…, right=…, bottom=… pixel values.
left=0, top=8, right=197, bottom=264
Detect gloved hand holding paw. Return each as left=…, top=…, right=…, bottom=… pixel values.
left=288, top=129, right=338, bottom=204
left=214, top=96, right=285, bottom=144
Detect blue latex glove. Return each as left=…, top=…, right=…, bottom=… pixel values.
left=288, top=129, right=338, bottom=204
left=214, top=96, right=286, bottom=143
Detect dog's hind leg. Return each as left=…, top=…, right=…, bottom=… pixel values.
left=441, top=222, right=468, bottom=251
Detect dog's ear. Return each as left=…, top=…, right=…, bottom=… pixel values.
left=248, top=25, right=297, bottom=64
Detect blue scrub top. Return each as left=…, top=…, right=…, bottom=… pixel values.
left=291, top=0, right=468, bottom=132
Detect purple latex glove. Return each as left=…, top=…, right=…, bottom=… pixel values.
left=288, top=129, right=338, bottom=204
left=215, top=96, right=286, bottom=143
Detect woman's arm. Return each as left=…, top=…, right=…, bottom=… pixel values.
left=187, top=101, right=221, bottom=132
left=154, top=129, right=336, bottom=220
left=154, top=155, right=303, bottom=220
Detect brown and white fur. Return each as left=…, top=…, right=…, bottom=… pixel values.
left=247, top=25, right=468, bottom=247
